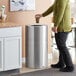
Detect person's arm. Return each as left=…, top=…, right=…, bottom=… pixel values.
left=54, top=0, right=68, bottom=27
left=35, top=4, right=54, bottom=22
left=42, top=4, right=54, bottom=17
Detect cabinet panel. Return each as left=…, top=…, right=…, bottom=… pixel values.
left=0, top=27, right=22, bottom=37
left=0, top=39, right=3, bottom=71
left=4, top=37, right=22, bottom=71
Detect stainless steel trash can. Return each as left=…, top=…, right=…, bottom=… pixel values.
left=26, top=24, right=48, bottom=69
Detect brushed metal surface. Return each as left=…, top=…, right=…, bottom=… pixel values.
left=26, top=25, right=48, bottom=69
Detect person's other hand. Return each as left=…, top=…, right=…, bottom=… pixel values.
left=52, top=26, right=58, bottom=33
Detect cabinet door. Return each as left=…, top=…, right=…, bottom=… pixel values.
left=4, top=37, right=22, bottom=71
left=0, top=38, right=3, bottom=71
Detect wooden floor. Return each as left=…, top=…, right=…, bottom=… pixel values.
left=20, top=64, right=50, bottom=74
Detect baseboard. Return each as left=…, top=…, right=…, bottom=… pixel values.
left=22, top=53, right=52, bottom=64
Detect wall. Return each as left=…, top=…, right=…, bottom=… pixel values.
left=0, top=0, right=53, bottom=58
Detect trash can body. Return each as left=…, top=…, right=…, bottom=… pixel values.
left=26, top=25, right=48, bottom=69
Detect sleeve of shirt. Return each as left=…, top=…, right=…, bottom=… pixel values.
left=54, top=0, right=68, bottom=27
left=42, top=4, right=54, bottom=17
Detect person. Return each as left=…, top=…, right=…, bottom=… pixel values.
left=35, top=0, right=74, bottom=72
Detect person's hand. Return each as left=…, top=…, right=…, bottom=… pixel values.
left=35, top=14, right=42, bottom=23
left=52, top=26, right=58, bottom=33
left=35, top=14, right=42, bottom=19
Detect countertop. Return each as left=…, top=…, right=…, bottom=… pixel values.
left=0, top=22, right=21, bottom=28
left=0, top=22, right=76, bottom=28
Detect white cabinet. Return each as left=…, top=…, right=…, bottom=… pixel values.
left=0, top=27, right=22, bottom=71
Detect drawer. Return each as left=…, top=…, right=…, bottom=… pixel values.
left=0, top=27, right=22, bottom=37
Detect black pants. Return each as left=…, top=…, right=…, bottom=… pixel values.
left=55, top=32, right=73, bottom=67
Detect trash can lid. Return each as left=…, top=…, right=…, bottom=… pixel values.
left=26, top=23, right=48, bottom=26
